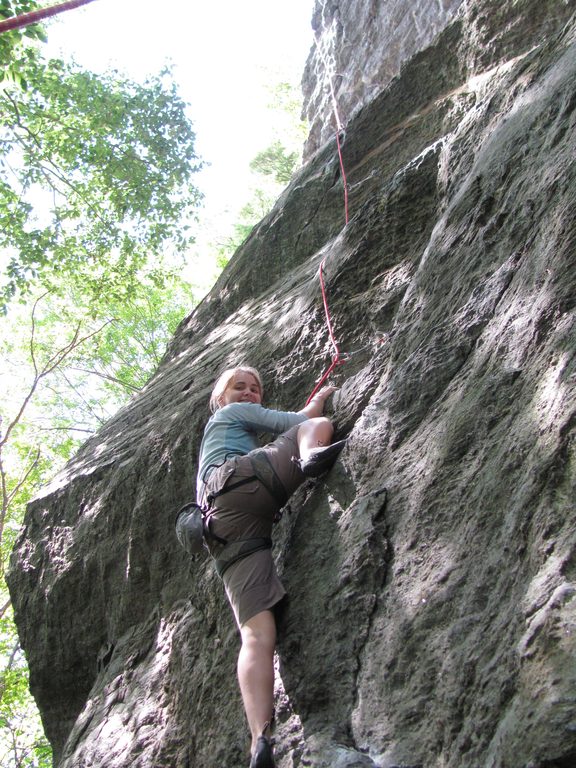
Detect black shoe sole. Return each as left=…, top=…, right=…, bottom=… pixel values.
left=298, top=439, right=347, bottom=477
left=249, top=735, right=275, bottom=768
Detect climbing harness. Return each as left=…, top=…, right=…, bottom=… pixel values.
left=175, top=511, right=271, bottom=581
left=0, top=0, right=98, bottom=34
left=175, top=472, right=257, bottom=557
left=175, top=500, right=272, bottom=579
left=213, top=537, right=272, bottom=580
left=175, top=453, right=289, bottom=577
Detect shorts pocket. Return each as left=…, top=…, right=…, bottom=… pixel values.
left=205, top=460, right=237, bottom=497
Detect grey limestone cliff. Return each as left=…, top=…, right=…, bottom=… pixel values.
left=7, top=0, right=576, bottom=766
left=302, top=0, right=466, bottom=158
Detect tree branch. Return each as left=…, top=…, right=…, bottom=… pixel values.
left=53, top=370, right=107, bottom=426
left=0, top=299, right=115, bottom=451
left=67, top=365, right=141, bottom=392
left=6, top=447, right=40, bottom=508
left=37, top=426, right=95, bottom=434
left=0, top=596, right=11, bottom=620
left=1, top=92, right=118, bottom=233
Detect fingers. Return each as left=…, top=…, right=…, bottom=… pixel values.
left=316, top=385, right=337, bottom=399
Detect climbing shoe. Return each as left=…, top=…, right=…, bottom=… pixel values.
left=295, top=439, right=347, bottom=477
left=249, top=734, right=275, bottom=768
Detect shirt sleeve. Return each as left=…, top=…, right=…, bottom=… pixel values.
left=224, top=402, right=307, bottom=435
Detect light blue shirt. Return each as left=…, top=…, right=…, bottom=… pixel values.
left=196, top=402, right=307, bottom=501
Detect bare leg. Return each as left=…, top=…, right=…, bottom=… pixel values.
left=297, top=417, right=334, bottom=462
left=238, top=610, right=276, bottom=751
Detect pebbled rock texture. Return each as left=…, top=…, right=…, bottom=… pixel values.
left=8, top=1, right=576, bottom=767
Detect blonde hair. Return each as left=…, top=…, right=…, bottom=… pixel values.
left=209, top=366, right=263, bottom=412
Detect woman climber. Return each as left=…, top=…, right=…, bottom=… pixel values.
left=195, top=365, right=345, bottom=768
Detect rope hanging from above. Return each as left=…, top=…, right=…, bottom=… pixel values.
left=305, top=38, right=351, bottom=405
left=0, top=0, right=99, bottom=34
left=305, top=250, right=348, bottom=404
left=306, top=117, right=391, bottom=404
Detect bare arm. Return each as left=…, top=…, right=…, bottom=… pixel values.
left=298, top=386, right=337, bottom=418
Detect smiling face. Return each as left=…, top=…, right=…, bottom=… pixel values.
left=219, top=370, right=262, bottom=407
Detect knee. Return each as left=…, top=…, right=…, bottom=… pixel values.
left=302, top=416, right=333, bottom=432
left=241, top=632, right=275, bottom=659
left=309, top=416, right=332, bottom=428
left=306, top=416, right=334, bottom=439
left=240, top=611, right=277, bottom=653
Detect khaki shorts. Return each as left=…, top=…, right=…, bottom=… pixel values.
left=204, top=425, right=304, bottom=627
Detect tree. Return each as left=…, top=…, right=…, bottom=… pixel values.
left=0, top=600, right=52, bottom=767
left=214, top=79, right=306, bottom=268
left=250, top=139, right=301, bottom=185
left=0, top=1, right=47, bottom=72
left=0, top=26, right=204, bottom=565
left=0, top=269, right=198, bottom=768
left=0, top=277, right=197, bottom=767
left=0, top=50, right=203, bottom=311
left=0, top=11, right=204, bottom=763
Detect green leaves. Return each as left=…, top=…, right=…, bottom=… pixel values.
left=215, top=80, right=305, bottom=268
left=0, top=22, right=204, bottom=764
left=250, top=140, right=300, bottom=185
left=0, top=54, right=203, bottom=312
left=0, top=603, right=52, bottom=768
left=0, top=274, right=196, bottom=766
left=0, top=1, right=46, bottom=59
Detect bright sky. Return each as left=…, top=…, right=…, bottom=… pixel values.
left=45, top=0, right=315, bottom=291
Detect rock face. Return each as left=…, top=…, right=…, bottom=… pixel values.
left=302, top=0, right=465, bottom=159
left=7, top=1, right=576, bottom=767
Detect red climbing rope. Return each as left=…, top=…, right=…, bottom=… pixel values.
left=306, top=253, right=348, bottom=404
left=0, top=0, right=98, bottom=34
left=306, top=119, right=350, bottom=404
left=335, top=128, right=349, bottom=226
